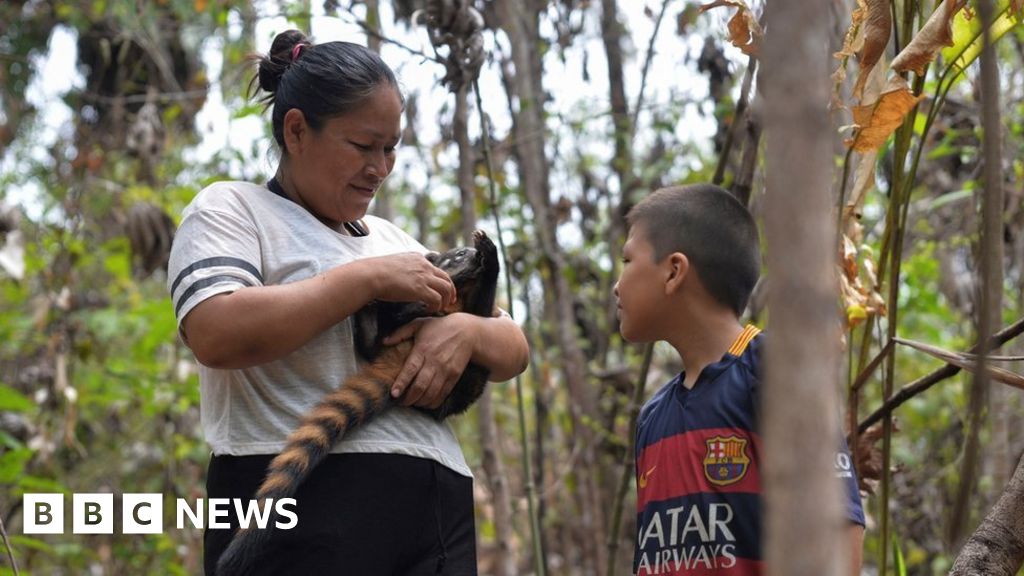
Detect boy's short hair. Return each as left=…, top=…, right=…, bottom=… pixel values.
left=626, top=184, right=760, bottom=316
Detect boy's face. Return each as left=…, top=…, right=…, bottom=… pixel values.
left=614, top=226, right=667, bottom=343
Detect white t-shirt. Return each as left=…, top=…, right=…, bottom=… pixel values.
left=167, top=180, right=471, bottom=477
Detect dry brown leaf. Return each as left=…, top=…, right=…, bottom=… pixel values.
left=700, top=0, right=763, bottom=56
left=836, top=0, right=868, bottom=60
left=891, top=0, right=968, bottom=75
left=894, top=337, right=1024, bottom=390
left=831, top=0, right=866, bottom=108
left=847, top=75, right=923, bottom=152
left=852, top=421, right=895, bottom=495
left=852, top=0, right=892, bottom=99
left=843, top=63, right=885, bottom=224
left=846, top=150, right=878, bottom=222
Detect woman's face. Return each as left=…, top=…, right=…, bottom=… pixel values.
left=286, top=84, right=403, bottom=227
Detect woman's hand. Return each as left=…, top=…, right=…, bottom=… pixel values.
left=359, top=252, right=456, bottom=313
left=384, top=314, right=475, bottom=409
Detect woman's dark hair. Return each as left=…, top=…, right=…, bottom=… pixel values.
left=250, top=30, right=403, bottom=149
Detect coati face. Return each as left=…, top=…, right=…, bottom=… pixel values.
left=427, top=230, right=498, bottom=317
left=430, top=246, right=477, bottom=281
left=354, top=230, right=499, bottom=361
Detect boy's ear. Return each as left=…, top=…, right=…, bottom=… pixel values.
left=664, top=252, right=689, bottom=295
left=282, top=108, right=308, bottom=156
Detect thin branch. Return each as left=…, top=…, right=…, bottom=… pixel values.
left=713, top=55, right=758, bottom=186
left=79, top=89, right=209, bottom=105
left=858, top=317, right=1024, bottom=434
left=473, top=78, right=546, bottom=576
left=949, top=0, right=1005, bottom=546
left=629, top=0, right=674, bottom=141
left=0, top=513, right=18, bottom=576
left=336, top=7, right=445, bottom=65
left=851, top=338, right=894, bottom=393
left=606, top=342, right=654, bottom=576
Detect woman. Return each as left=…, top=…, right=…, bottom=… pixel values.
left=167, top=30, right=529, bottom=575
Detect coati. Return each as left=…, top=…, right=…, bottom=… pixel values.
left=215, top=229, right=499, bottom=576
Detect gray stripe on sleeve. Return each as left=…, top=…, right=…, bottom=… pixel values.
left=170, top=256, right=263, bottom=297
left=174, top=275, right=255, bottom=316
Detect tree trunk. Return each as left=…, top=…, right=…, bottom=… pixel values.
left=494, top=1, right=605, bottom=570
left=761, top=0, right=846, bottom=574
left=948, top=0, right=1005, bottom=548
left=949, top=454, right=1024, bottom=575
left=362, top=0, right=393, bottom=222
left=599, top=0, right=634, bottom=366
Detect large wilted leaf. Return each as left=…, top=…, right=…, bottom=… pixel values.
left=847, top=75, right=923, bottom=152
left=891, top=0, right=969, bottom=75
left=894, top=337, right=1024, bottom=391
left=700, top=0, right=762, bottom=56
left=853, top=0, right=892, bottom=99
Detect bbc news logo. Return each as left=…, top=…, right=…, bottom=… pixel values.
left=22, top=494, right=297, bottom=534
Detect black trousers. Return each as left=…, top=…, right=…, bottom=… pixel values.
left=204, top=452, right=477, bottom=575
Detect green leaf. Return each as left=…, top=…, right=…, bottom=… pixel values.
left=892, top=532, right=908, bottom=576
left=0, top=447, right=32, bottom=484
left=10, top=535, right=55, bottom=555
left=0, top=383, right=34, bottom=412
left=17, top=475, right=69, bottom=495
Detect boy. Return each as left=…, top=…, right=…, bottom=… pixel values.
left=615, top=184, right=865, bottom=575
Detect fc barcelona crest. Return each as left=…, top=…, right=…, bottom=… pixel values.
left=703, top=435, right=750, bottom=486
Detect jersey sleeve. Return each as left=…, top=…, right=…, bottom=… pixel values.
left=835, top=434, right=867, bottom=526
left=746, top=335, right=865, bottom=526
left=167, top=206, right=264, bottom=337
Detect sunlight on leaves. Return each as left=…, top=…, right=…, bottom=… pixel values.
left=941, top=1, right=1021, bottom=75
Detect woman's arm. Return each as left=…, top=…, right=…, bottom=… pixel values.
left=384, top=311, right=530, bottom=408
left=182, top=253, right=456, bottom=369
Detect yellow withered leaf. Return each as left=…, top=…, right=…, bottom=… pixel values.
left=838, top=228, right=886, bottom=329
left=700, top=0, right=763, bottom=56
left=847, top=76, right=923, bottom=152
left=891, top=0, right=968, bottom=75
left=852, top=0, right=892, bottom=99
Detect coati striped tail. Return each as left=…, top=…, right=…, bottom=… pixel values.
left=214, top=345, right=406, bottom=576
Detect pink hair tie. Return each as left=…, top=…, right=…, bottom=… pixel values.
left=291, top=43, right=304, bottom=62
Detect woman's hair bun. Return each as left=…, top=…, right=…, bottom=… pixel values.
left=256, top=29, right=309, bottom=94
